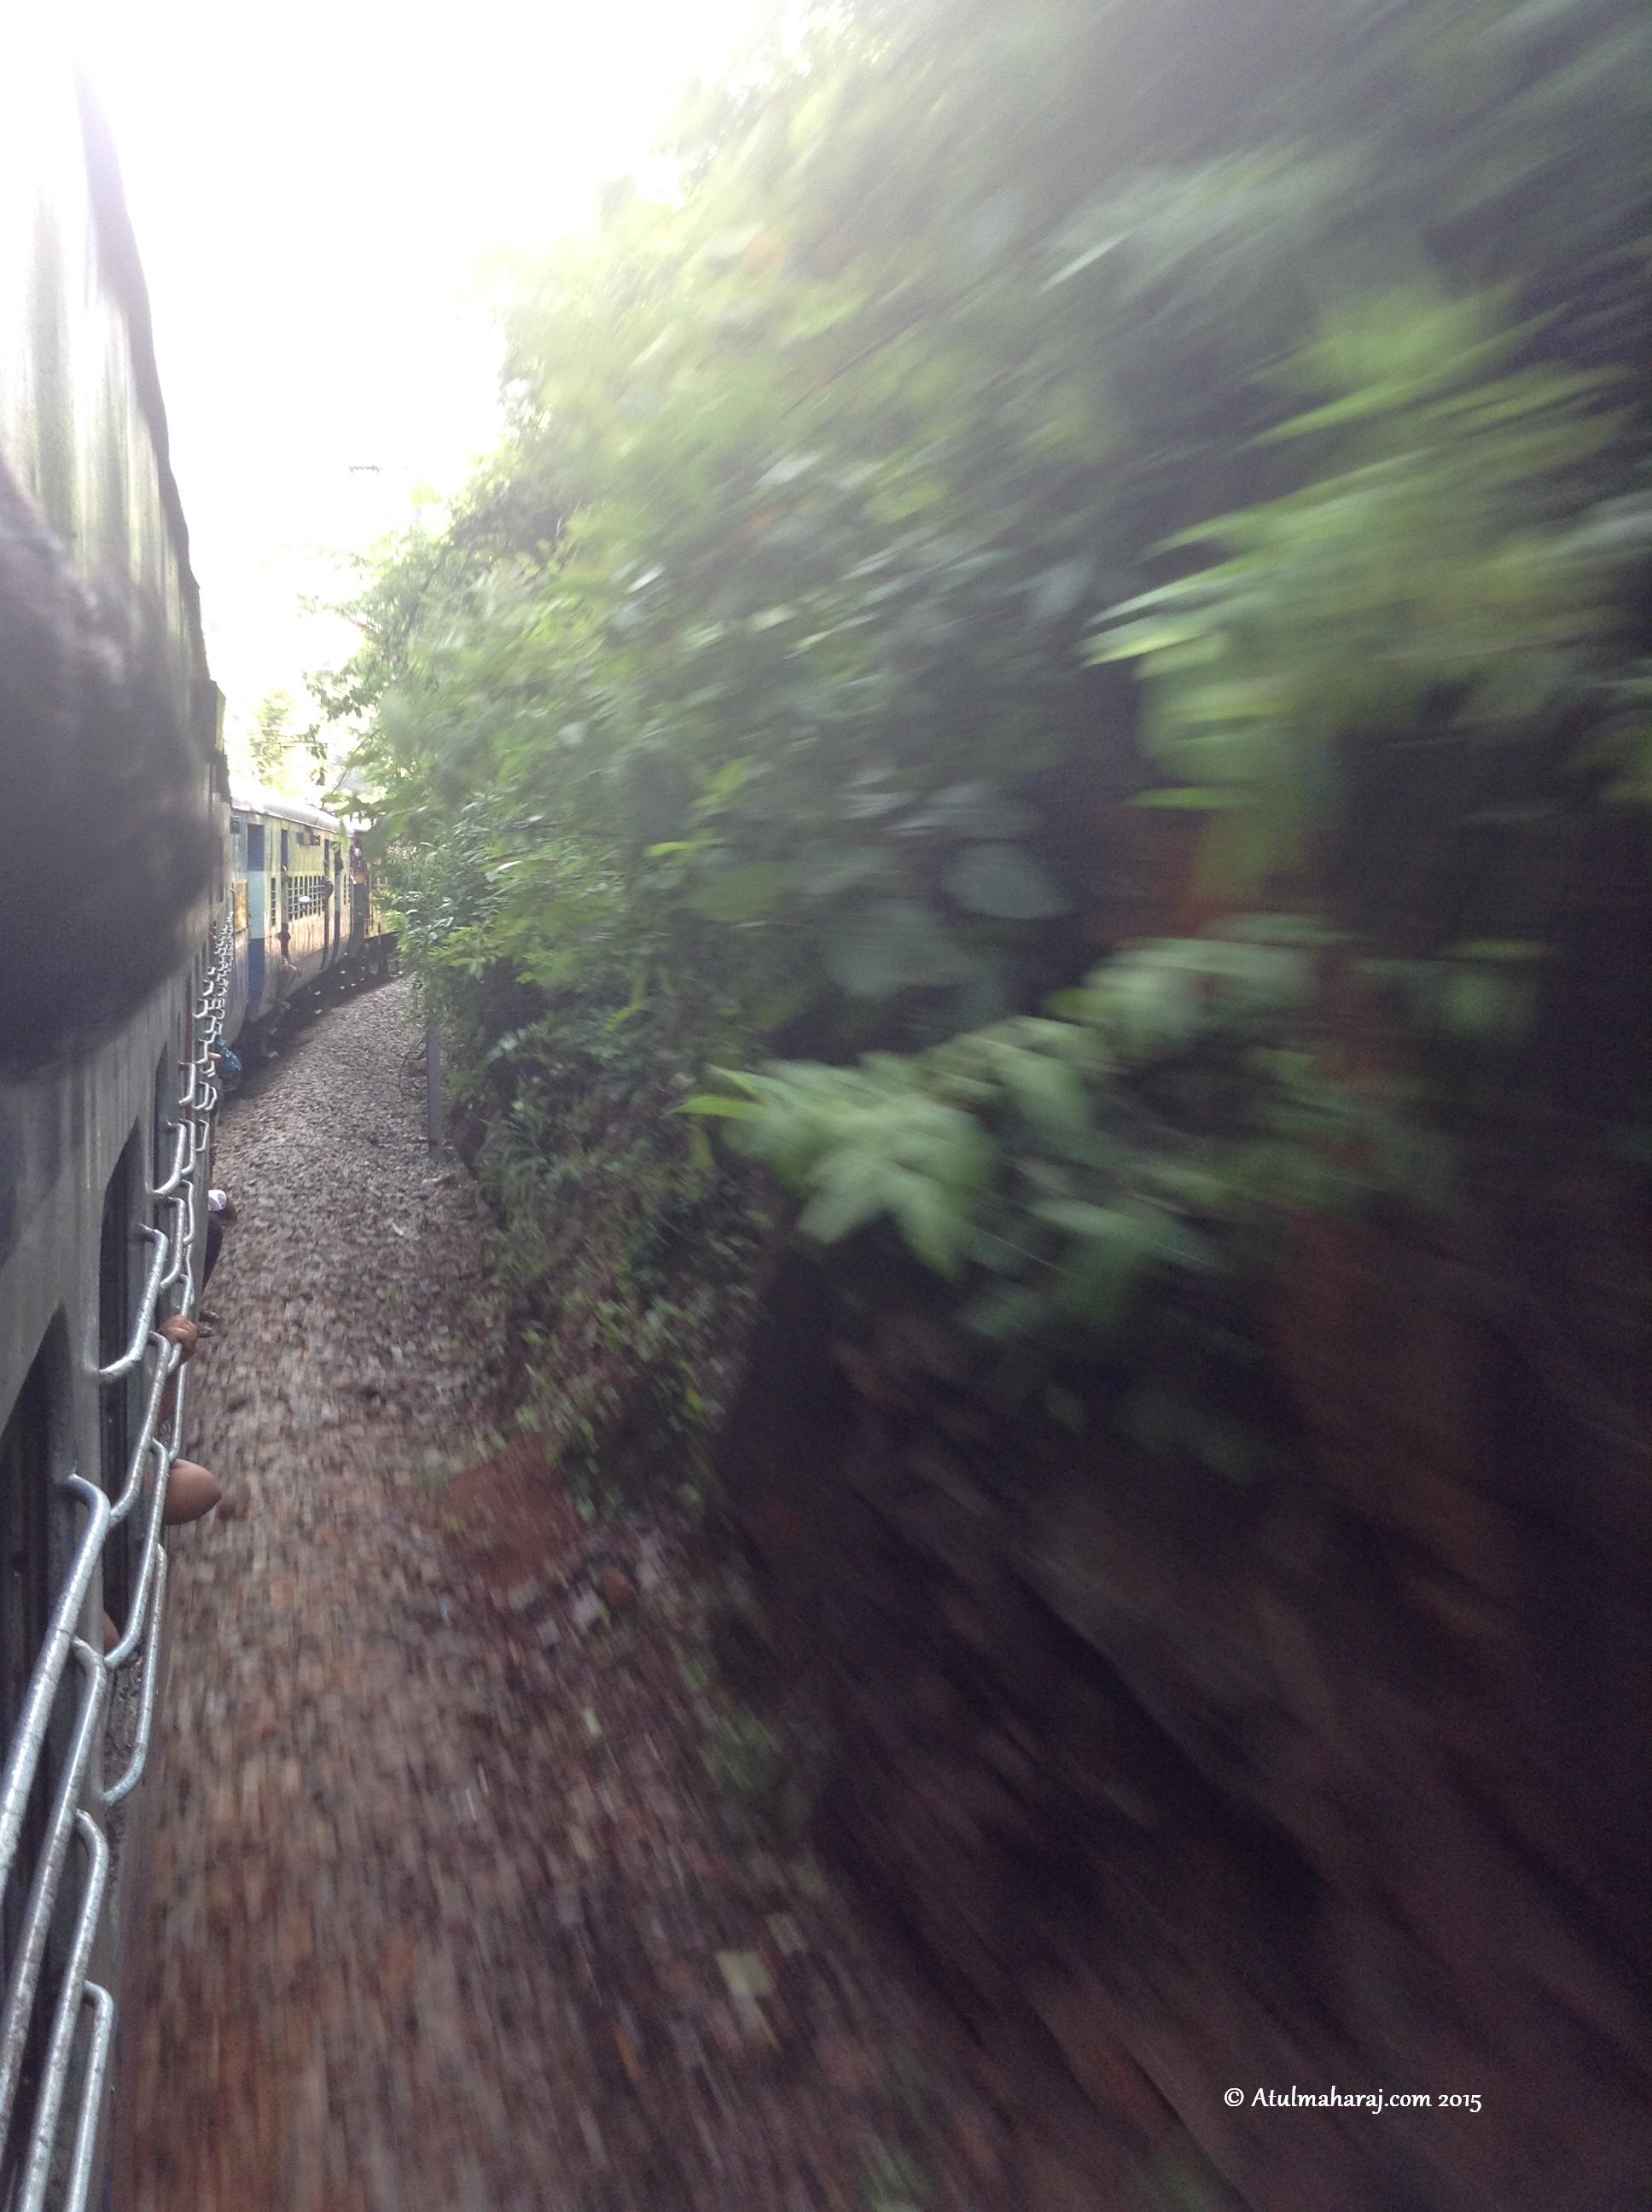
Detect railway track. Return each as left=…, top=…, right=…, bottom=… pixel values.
left=126, top=979, right=996, bottom=2212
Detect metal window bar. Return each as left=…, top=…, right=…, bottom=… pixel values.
left=0, top=1644, right=107, bottom=2133
left=92, top=1229, right=166, bottom=1386
left=60, top=1980, right=113, bottom=2212
left=100, top=1449, right=169, bottom=1674
left=99, top=1556, right=164, bottom=1812
left=0, top=923, right=231, bottom=2206
left=108, top=1371, right=172, bottom=1530
left=60, top=1982, right=113, bottom=2212
left=15, top=1816, right=108, bottom=2212
left=156, top=1190, right=190, bottom=1298
left=149, top=1121, right=189, bottom=1202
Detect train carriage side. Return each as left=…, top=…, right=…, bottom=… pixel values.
left=227, top=789, right=340, bottom=1040
left=228, top=792, right=396, bottom=1051
left=1, top=38, right=227, bottom=2210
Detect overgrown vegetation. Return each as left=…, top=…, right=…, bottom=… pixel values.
left=247, top=684, right=330, bottom=795
left=317, top=0, right=1649, bottom=1482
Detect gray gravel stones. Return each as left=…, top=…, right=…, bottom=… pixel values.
left=127, top=977, right=998, bottom=2212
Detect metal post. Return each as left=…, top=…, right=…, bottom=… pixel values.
left=426, top=1023, right=443, bottom=1158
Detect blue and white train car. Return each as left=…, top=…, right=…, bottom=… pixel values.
left=226, top=789, right=396, bottom=1052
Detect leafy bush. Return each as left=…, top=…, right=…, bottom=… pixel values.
left=687, top=932, right=1364, bottom=1446
left=319, top=0, right=1649, bottom=1472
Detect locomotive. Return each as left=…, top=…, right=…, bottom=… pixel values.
left=0, top=41, right=386, bottom=2205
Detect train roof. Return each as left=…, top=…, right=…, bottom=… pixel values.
left=231, top=785, right=341, bottom=834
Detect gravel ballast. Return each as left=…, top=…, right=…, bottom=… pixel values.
left=128, top=977, right=999, bottom=2212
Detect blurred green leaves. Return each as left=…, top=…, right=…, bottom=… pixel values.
left=688, top=940, right=1362, bottom=1372
left=317, top=0, right=1647, bottom=1401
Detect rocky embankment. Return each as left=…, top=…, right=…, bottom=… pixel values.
left=720, top=1217, right=1651, bottom=2212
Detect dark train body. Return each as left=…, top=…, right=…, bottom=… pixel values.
left=0, top=39, right=385, bottom=2206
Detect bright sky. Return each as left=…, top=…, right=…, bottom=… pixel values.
left=75, top=0, right=778, bottom=777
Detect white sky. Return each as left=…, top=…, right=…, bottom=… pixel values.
left=75, top=0, right=777, bottom=777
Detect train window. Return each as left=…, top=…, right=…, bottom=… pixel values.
left=0, top=1321, right=70, bottom=2199
left=98, top=1131, right=147, bottom=1627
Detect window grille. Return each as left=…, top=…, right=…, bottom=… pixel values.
left=0, top=923, right=231, bottom=2208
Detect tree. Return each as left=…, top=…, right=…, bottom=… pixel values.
left=248, top=688, right=296, bottom=788
left=319, top=0, right=1649, bottom=1348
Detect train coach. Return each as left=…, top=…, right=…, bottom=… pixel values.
left=1, top=39, right=402, bottom=2197
left=1, top=37, right=230, bottom=2209
left=225, top=788, right=395, bottom=1057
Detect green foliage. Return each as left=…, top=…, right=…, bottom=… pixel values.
left=317, top=0, right=1648, bottom=1481
left=700, top=1701, right=833, bottom=1842
left=386, top=789, right=767, bottom=1499
left=327, top=0, right=1643, bottom=998
left=248, top=685, right=332, bottom=795
left=1087, top=286, right=1642, bottom=893
left=689, top=920, right=1550, bottom=1471
left=247, top=687, right=300, bottom=789
left=861, top=2144, right=934, bottom=2212
left=695, top=934, right=1370, bottom=1365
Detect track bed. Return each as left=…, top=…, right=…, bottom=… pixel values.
left=130, top=977, right=997, bottom=2212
